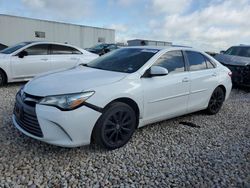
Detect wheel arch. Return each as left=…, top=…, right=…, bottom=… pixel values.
left=105, top=97, right=140, bottom=128
left=0, top=67, right=8, bottom=84
left=217, top=84, right=226, bottom=98
left=90, top=97, right=141, bottom=145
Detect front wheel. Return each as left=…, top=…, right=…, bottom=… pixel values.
left=206, top=87, right=225, bottom=115
left=92, top=102, right=136, bottom=150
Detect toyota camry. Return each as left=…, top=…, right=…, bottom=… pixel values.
left=12, top=46, right=232, bottom=149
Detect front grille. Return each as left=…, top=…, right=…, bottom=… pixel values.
left=14, top=91, right=43, bottom=138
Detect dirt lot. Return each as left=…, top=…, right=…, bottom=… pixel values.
left=0, top=83, right=249, bottom=187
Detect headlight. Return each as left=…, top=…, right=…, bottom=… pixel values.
left=39, top=91, right=95, bottom=110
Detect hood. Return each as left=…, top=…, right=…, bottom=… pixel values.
left=214, top=54, right=250, bottom=66
left=24, top=66, right=128, bottom=96
left=0, top=53, right=8, bottom=59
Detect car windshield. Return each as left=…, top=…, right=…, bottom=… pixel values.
left=224, top=46, right=250, bottom=58
left=0, top=42, right=34, bottom=54
left=85, top=48, right=159, bottom=73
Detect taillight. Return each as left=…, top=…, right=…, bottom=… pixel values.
left=228, top=72, right=232, bottom=77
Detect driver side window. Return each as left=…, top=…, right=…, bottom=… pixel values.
left=24, top=44, right=49, bottom=55
left=154, top=50, right=185, bottom=74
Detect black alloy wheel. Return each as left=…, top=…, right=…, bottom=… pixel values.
left=206, top=87, right=225, bottom=115
left=92, top=102, right=136, bottom=150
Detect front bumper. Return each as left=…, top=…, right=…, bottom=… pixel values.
left=13, top=92, right=102, bottom=147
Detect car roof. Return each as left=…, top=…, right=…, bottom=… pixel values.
left=21, top=41, right=81, bottom=49
left=124, top=45, right=197, bottom=52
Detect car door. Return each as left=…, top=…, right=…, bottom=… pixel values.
left=10, top=44, right=50, bottom=79
left=184, top=51, right=218, bottom=112
left=142, top=50, right=190, bottom=124
left=50, top=44, right=81, bottom=70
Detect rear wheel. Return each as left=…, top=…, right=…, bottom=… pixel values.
left=0, top=70, right=7, bottom=86
left=206, top=87, right=225, bottom=115
left=92, top=102, right=136, bottom=150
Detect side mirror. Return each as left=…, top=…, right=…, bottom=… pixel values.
left=220, top=50, right=225, bottom=54
left=18, top=50, right=28, bottom=58
left=143, top=66, right=168, bottom=77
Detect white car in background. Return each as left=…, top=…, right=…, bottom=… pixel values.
left=12, top=47, right=232, bottom=150
left=0, top=41, right=98, bottom=85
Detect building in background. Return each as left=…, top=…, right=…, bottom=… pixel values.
left=127, top=39, right=172, bottom=47
left=0, top=14, right=115, bottom=48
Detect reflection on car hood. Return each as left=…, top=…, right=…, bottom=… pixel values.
left=0, top=53, right=8, bottom=59
left=24, top=66, right=128, bottom=96
left=214, top=54, right=250, bottom=66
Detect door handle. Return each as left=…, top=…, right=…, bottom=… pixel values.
left=70, top=57, right=78, bottom=60
left=41, top=58, right=48, bottom=61
left=212, top=72, right=217, bottom=77
left=182, top=77, right=189, bottom=82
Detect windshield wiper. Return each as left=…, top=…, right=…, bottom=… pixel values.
left=80, top=63, right=110, bottom=71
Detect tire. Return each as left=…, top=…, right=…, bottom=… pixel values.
left=0, top=70, right=7, bottom=86
left=92, top=102, right=136, bottom=150
left=206, top=87, right=225, bottom=115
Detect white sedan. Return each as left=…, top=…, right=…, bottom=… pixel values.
left=12, top=46, right=232, bottom=149
left=0, top=41, right=98, bottom=85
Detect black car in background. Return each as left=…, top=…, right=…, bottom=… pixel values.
left=0, top=43, right=7, bottom=50
left=215, top=45, right=250, bottom=87
left=86, top=43, right=118, bottom=56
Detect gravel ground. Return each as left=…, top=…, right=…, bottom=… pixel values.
left=0, top=83, right=249, bottom=187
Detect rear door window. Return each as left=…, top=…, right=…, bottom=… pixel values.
left=51, top=44, right=82, bottom=55
left=186, top=51, right=207, bottom=71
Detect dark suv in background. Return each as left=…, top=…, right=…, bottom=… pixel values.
left=215, top=45, right=250, bottom=87
left=86, top=43, right=119, bottom=56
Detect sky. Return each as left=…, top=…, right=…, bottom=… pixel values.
left=0, top=0, right=250, bottom=51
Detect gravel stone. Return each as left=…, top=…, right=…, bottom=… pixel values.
left=0, top=83, right=249, bottom=187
